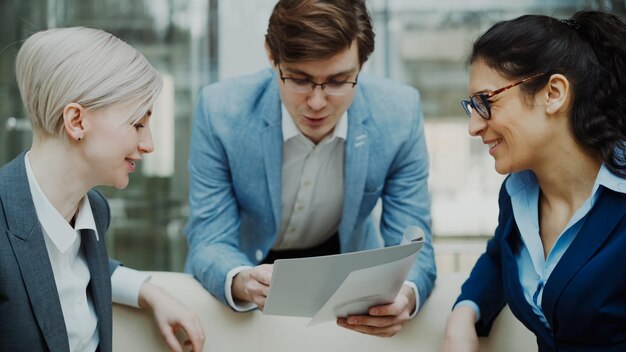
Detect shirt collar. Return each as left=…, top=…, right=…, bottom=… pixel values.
left=25, top=151, right=98, bottom=253
left=506, top=164, right=626, bottom=198
left=281, top=104, right=348, bottom=142
left=505, top=170, right=537, bottom=196
left=592, top=163, right=626, bottom=195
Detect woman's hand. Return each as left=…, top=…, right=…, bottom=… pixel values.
left=441, top=306, right=479, bottom=352
left=139, top=282, right=206, bottom=352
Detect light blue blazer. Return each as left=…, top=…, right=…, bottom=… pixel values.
left=185, top=68, right=436, bottom=306
left=0, top=153, right=118, bottom=352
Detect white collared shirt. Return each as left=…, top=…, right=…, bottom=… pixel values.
left=25, top=152, right=148, bottom=352
left=224, top=106, right=347, bottom=311
left=273, top=104, right=347, bottom=249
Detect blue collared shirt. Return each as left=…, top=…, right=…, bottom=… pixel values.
left=509, top=165, right=626, bottom=329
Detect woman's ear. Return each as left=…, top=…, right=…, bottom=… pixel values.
left=544, top=74, right=570, bottom=116
left=63, top=103, right=86, bottom=142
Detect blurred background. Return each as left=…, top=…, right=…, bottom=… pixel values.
left=1, top=0, right=624, bottom=273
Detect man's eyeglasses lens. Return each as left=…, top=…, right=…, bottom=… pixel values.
left=283, top=78, right=356, bottom=96
left=279, top=67, right=357, bottom=96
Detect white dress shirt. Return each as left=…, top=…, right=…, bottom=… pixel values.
left=274, top=104, right=347, bottom=249
left=224, top=106, right=345, bottom=310
left=25, top=152, right=149, bottom=352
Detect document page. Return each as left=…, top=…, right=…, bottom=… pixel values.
left=264, top=227, right=424, bottom=323
left=307, top=251, right=418, bottom=326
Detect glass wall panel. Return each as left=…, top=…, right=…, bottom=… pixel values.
left=1, top=0, right=624, bottom=273
left=1, top=0, right=48, bottom=164
left=0, top=0, right=215, bottom=271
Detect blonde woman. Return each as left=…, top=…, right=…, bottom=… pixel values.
left=0, top=27, right=204, bottom=352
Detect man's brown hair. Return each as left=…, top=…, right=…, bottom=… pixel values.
left=265, top=0, right=375, bottom=67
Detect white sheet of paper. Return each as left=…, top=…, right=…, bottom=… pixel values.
left=264, top=237, right=423, bottom=319
left=307, top=251, right=419, bottom=326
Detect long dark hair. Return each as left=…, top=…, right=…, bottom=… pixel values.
left=470, top=11, right=626, bottom=176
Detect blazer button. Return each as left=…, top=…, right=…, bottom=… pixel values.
left=255, top=249, right=264, bottom=261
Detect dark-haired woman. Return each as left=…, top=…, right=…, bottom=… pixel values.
left=442, top=10, right=626, bottom=352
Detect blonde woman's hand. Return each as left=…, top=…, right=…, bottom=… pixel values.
left=139, top=282, right=206, bottom=352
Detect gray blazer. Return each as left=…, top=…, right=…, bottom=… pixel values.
left=0, top=152, right=118, bottom=352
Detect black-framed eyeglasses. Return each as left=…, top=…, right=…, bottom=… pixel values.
left=278, top=66, right=358, bottom=96
left=461, top=72, right=547, bottom=120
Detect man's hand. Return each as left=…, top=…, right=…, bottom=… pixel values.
left=139, top=282, right=205, bottom=352
left=336, top=283, right=417, bottom=337
left=232, top=264, right=273, bottom=310
left=440, top=306, right=479, bottom=352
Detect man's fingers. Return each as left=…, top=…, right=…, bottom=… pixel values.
left=370, top=302, right=402, bottom=316
left=337, top=319, right=403, bottom=337
left=337, top=305, right=412, bottom=338
left=345, top=315, right=401, bottom=328
left=370, top=294, right=410, bottom=316
left=247, top=277, right=270, bottom=297
left=248, top=281, right=269, bottom=309
left=250, top=265, right=273, bottom=286
left=254, top=294, right=267, bottom=310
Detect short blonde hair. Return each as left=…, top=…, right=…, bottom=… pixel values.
left=15, top=27, right=162, bottom=140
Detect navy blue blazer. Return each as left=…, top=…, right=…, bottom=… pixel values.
left=456, top=181, right=626, bottom=351
left=0, top=153, right=118, bottom=352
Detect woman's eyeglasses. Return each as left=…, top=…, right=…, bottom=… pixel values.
left=461, top=72, right=547, bottom=120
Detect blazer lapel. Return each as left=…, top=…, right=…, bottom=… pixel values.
left=542, top=189, right=626, bottom=329
left=82, top=229, right=112, bottom=352
left=339, top=90, right=370, bottom=240
left=82, top=191, right=114, bottom=352
left=1, top=153, right=69, bottom=352
left=260, top=81, right=283, bottom=234
left=501, top=217, right=554, bottom=347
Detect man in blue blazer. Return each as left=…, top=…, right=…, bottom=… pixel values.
left=185, top=0, right=435, bottom=337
